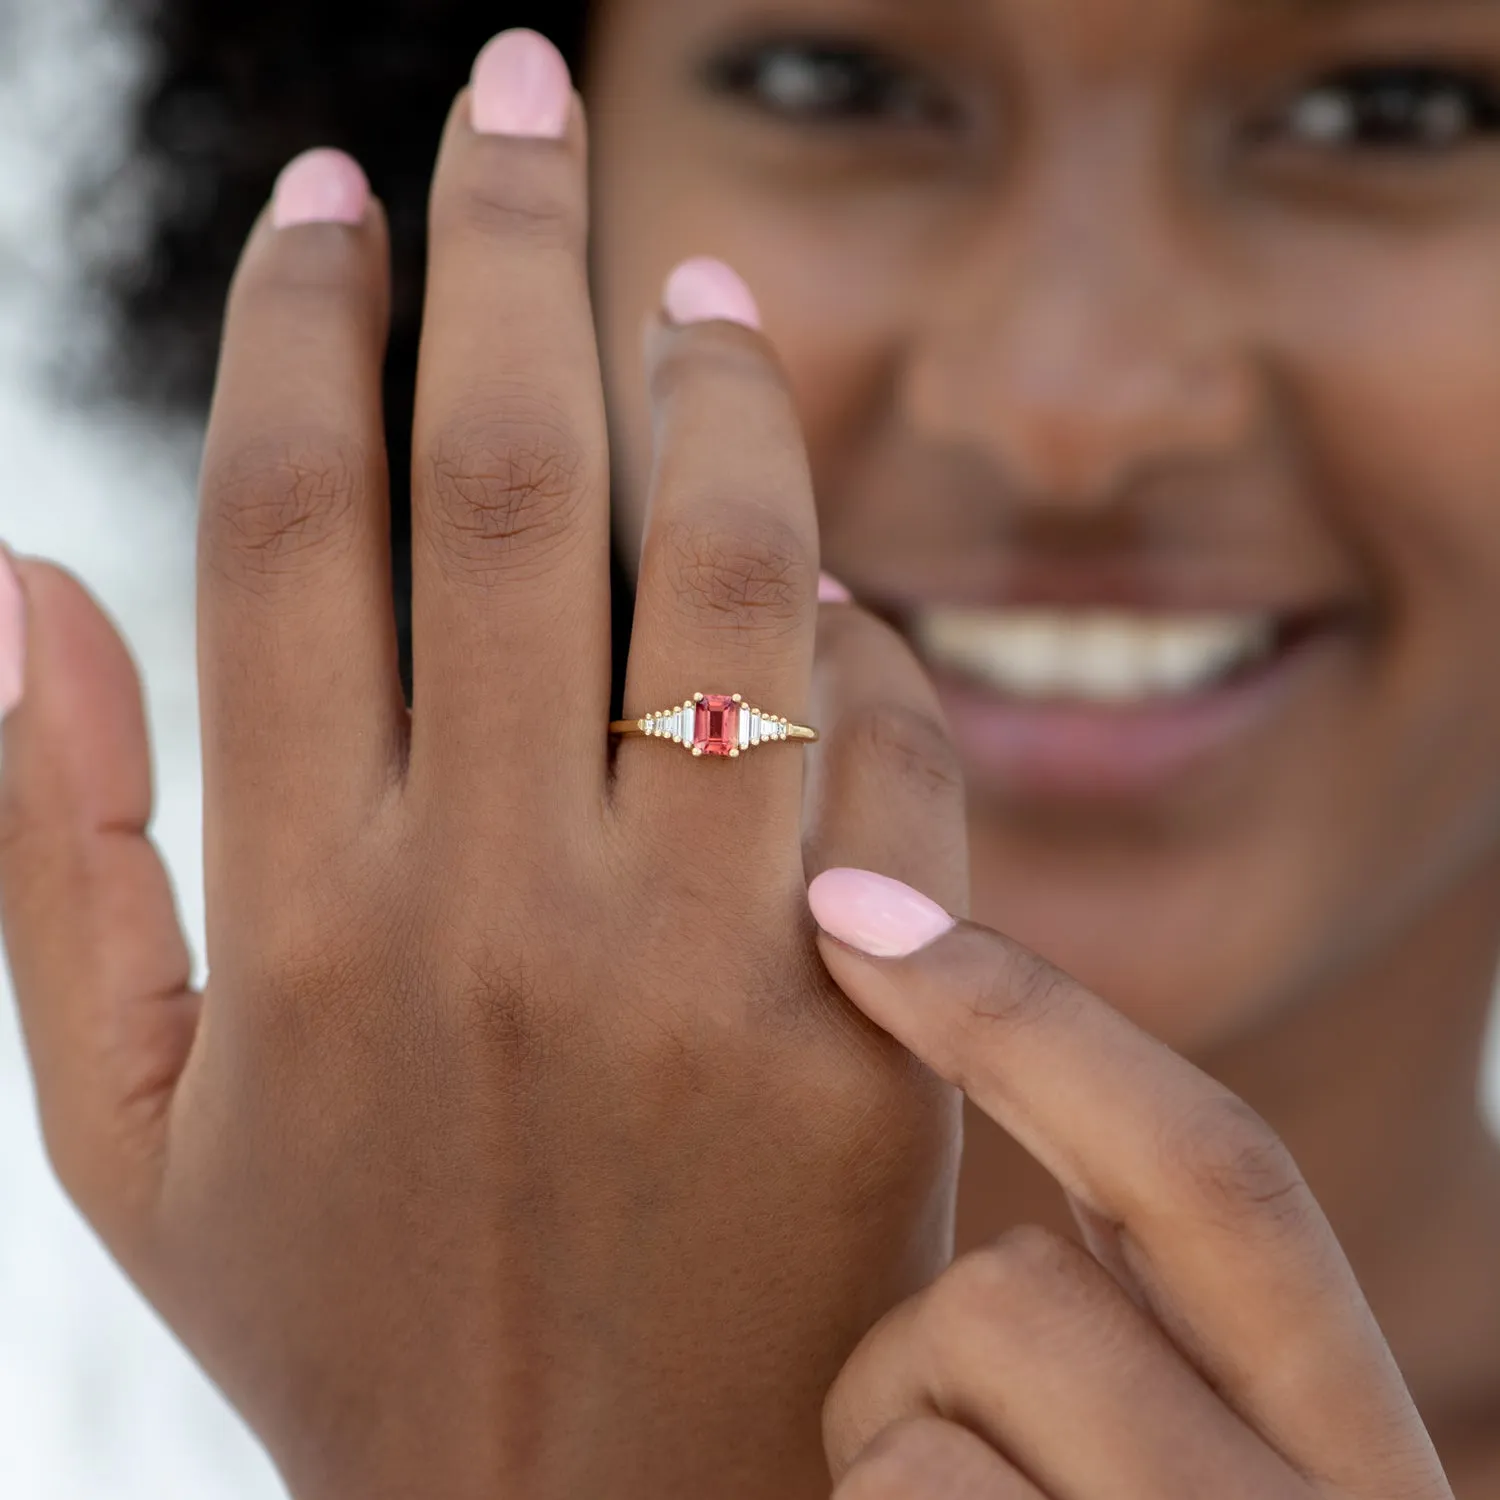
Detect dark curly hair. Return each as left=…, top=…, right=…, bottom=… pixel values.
left=90, top=0, right=600, bottom=698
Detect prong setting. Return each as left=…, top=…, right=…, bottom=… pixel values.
left=625, top=692, right=813, bottom=757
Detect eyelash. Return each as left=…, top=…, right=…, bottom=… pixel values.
left=1272, top=64, right=1500, bottom=151
left=703, top=40, right=960, bottom=130
left=707, top=40, right=1500, bottom=155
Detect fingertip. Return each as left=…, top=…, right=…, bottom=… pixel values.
left=663, top=257, right=763, bottom=331
left=272, top=148, right=370, bottom=229
left=809, top=868, right=957, bottom=960
left=470, top=28, right=573, bottom=139
left=818, top=571, right=854, bottom=605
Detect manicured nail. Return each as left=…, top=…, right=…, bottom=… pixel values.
left=663, top=257, right=762, bottom=330
left=272, top=149, right=370, bottom=229
left=808, top=869, right=956, bottom=959
left=0, top=546, right=24, bottom=719
left=471, top=29, right=572, bottom=138
left=818, top=572, right=853, bottom=604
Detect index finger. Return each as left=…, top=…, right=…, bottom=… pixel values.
left=198, top=150, right=403, bottom=860
left=806, top=867, right=1443, bottom=1496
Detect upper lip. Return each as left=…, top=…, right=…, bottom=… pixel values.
left=842, top=554, right=1366, bottom=627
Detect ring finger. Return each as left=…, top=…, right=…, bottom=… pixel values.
left=615, top=258, right=820, bottom=871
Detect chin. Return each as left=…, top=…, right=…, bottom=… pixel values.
left=962, top=813, right=1351, bottom=1061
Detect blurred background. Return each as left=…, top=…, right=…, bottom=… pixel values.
left=0, top=0, right=280, bottom=1492
left=0, top=0, right=1497, bottom=1495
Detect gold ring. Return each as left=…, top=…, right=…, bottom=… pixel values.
left=610, top=692, right=818, bottom=759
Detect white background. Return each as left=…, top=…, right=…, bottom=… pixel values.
left=1, top=2, right=1498, bottom=1496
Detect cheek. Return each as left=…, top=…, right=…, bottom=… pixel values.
left=1258, top=237, right=1500, bottom=952
left=957, top=236, right=1500, bottom=1045
left=740, top=225, right=925, bottom=482
left=591, top=181, right=931, bottom=562
left=1284, top=237, right=1500, bottom=730
left=1274, top=229, right=1500, bottom=595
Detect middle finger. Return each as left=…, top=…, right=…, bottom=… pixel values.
left=410, top=31, right=612, bottom=816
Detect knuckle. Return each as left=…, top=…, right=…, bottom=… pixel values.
left=247, top=884, right=372, bottom=1001
left=234, top=237, right=371, bottom=322
left=450, top=956, right=560, bottom=1077
left=928, top=1225, right=1083, bottom=1338
left=1162, top=1092, right=1314, bottom=1232
left=835, top=1418, right=966, bottom=1497
left=433, top=897, right=591, bottom=1080
left=423, top=404, right=592, bottom=583
left=657, top=509, right=812, bottom=640
left=833, top=1463, right=901, bottom=1500
left=649, top=325, right=786, bottom=409
left=202, top=431, right=369, bottom=587
left=437, top=147, right=585, bottom=250
left=999, top=947, right=1074, bottom=1018
left=990, top=1219, right=1088, bottom=1279
left=954, top=946, right=1074, bottom=1065
left=840, top=702, right=964, bottom=803
left=816, top=601, right=906, bottom=663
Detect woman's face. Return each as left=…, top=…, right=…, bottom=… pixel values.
left=583, top=0, right=1500, bottom=1050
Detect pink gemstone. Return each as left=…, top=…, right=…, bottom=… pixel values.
left=693, top=695, right=740, bottom=756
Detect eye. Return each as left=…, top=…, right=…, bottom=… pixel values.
left=702, top=38, right=959, bottom=129
left=1277, top=63, right=1500, bottom=151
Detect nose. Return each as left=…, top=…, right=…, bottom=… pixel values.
left=901, top=186, right=1262, bottom=512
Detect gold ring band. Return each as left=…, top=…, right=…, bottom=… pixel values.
left=610, top=692, right=818, bottom=759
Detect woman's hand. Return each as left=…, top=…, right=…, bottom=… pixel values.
left=0, top=30, right=971, bottom=1500
left=810, top=869, right=1453, bottom=1500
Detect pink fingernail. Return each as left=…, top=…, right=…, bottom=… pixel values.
left=272, top=149, right=370, bottom=229
left=808, top=869, right=956, bottom=959
left=663, top=257, right=762, bottom=330
left=471, top=29, right=572, bottom=138
left=818, top=572, right=853, bottom=604
left=0, top=546, right=24, bottom=719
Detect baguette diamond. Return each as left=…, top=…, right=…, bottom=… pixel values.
left=613, top=692, right=815, bottom=757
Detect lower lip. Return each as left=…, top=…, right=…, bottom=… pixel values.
left=927, top=630, right=1345, bottom=803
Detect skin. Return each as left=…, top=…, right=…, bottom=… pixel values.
left=0, top=75, right=969, bottom=1495
left=0, top=1, right=1497, bottom=1496
left=587, top=0, right=1500, bottom=1479
left=813, top=905, right=1453, bottom=1500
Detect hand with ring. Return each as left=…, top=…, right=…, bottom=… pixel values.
left=0, top=29, right=970, bottom=1500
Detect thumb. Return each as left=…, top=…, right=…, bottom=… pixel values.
left=0, top=552, right=199, bottom=1259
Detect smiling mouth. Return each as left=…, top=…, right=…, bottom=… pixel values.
left=908, top=606, right=1320, bottom=705
left=887, top=602, right=1359, bottom=801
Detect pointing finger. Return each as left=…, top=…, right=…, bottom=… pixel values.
left=806, top=868, right=1442, bottom=1495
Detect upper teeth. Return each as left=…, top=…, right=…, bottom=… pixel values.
left=912, top=609, right=1276, bottom=703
